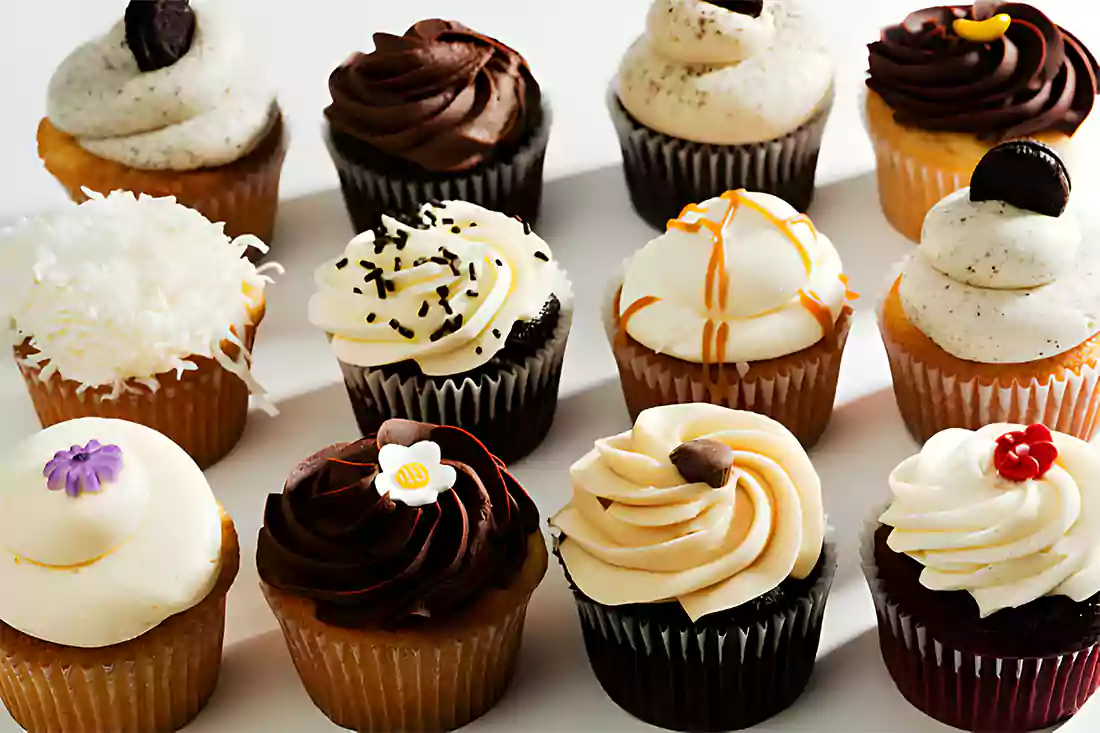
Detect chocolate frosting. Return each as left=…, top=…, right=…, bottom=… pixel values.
left=867, top=3, right=1099, bottom=140
left=256, top=420, right=540, bottom=628
left=325, top=19, right=542, bottom=173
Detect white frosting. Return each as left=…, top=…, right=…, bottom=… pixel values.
left=551, top=403, right=825, bottom=621
left=0, top=418, right=225, bottom=647
left=0, top=191, right=278, bottom=405
left=899, top=188, right=1100, bottom=363
left=619, top=190, right=846, bottom=363
left=309, top=201, right=571, bottom=376
left=46, top=4, right=277, bottom=171
left=882, top=424, right=1100, bottom=618
left=617, top=0, right=834, bottom=144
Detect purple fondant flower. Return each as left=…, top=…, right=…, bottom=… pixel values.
left=43, top=440, right=124, bottom=498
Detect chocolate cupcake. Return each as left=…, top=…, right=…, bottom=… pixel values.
left=863, top=423, right=1100, bottom=731
left=610, top=0, right=834, bottom=229
left=309, top=200, right=572, bottom=464
left=257, top=419, right=548, bottom=732
left=551, top=404, right=836, bottom=731
left=325, top=20, right=550, bottom=232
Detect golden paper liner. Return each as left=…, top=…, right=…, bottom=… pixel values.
left=605, top=285, right=851, bottom=449
left=261, top=534, right=548, bottom=733
left=14, top=300, right=265, bottom=470
left=37, top=115, right=287, bottom=257
left=0, top=510, right=240, bottom=733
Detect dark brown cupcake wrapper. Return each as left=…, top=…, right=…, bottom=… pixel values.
left=860, top=514, right=1100, bottom=731
left=608, top=84, right=833, bottom=230
left=325, top=105, right=552, bottom=233
left=571, top=543, right=836, bottom=731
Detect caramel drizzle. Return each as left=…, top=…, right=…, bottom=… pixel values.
left=840, top=274, right=860, bottom=302
left=617, top=294, right=662, bottom=343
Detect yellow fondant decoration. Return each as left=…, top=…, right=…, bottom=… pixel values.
left=953, top=14, right=1012, bottom=43
left=395, top=462, right=431, bottom=490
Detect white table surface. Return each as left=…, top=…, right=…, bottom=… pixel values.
left=2, top=1, right=1099, bottom=731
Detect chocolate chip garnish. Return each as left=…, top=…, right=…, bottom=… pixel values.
left=703, top=0, right=764, bottom=17
left=970, top=140, right=1071, bottom=217
left=670, top=439, right=735, bottom=489
left=125, top=0, right=196, bottom=73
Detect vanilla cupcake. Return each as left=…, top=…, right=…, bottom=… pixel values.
left=38, top=0, right=286, bottom=257
left=880, top=141, right=1100, bottom=442
left=610, top=0, right=834, bottom=229
left=0, top=418, right=240, bottom=733
left=0, top=191, right=278, bottom=469
left=606, top=189, right=855, bottom=447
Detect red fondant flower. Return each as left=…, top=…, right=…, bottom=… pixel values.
left=993, top=424, right=1058, bottom=482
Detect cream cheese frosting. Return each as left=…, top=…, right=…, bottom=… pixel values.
left=0, top=191, right=279, bottom=403
left=551, top=403, right=825, bottom=621
left=881, top=424, right=1100, bottom=618
left=309, top=200, right=571, bottom=376
left=899, top=188, right=1100, bottom=364
left=0, top=418, right=224, bottom=647
left=618, top=190, right=848, bottom=364
left=46, top=3, right=277, bottom=171
left=617, top=0, right=834, bottom=144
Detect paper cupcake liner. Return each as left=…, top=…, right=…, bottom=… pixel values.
left=38, top=115, right=288, bottom=262
left=325, top=105, right=552, bottom=234
left=337, top=290, right=572, bottom=465
left=14, top=305, right=265, bottom=470
left=608, top=85, right=833, bottom=230
left=602, top=277, right=848, bottom=449
left=0, top=512, right=239, bottom=733
left=880, top=320, right=1100, bottom=444
left=860, top=513, right=1100, bottom=731
left=569, top=543, right=836, bottom=731
left=260, top=534, right=548, bottom=733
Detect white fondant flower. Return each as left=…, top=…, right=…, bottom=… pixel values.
left=375, top=441, right=457, bottom=507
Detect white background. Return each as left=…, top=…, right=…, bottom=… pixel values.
left=1, top=1, right=1099, bottom=731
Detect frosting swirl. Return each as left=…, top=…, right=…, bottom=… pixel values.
left=309, top=200, right=569, bottom=376
left=46, top=4, right=277, bottom=170
left=0, top=418, right=227, bottom=647
left=867, top=4, right=1100, bottom=140
left=618, top=190, right=848, bottom=364
left=326, top=19, right=541, bottom=173
left=256, top=420, right=541, bottom=628
left=550, top=403, right=824, bottom=621
left=881, top=424, right=1100, bottom=617
left=899, top=187, right=1099, bottom=363
left=617, top=0, right=834, bottom=145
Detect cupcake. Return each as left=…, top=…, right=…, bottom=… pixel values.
left=309, top=199, right=572, bottom=464
left=880, top=141, right=1100, bottom=443
left=257, top=418, right=548, bottom=732
left=0, top=417, right=240, bottom=733
left=551, top=403, right=835, bottom=731
left=866, top=3, right=1100, bottom=242
left=610, top=0, right=835, bottom=230
left=324, top=20, right=550, bottom=232
left=0, top=191, right=279, bottom=469
left=863, top=423, right=1100, bottom=731
left=606, top=189, right=855, bottom=448
left=38, top=0, right=287, bottom=258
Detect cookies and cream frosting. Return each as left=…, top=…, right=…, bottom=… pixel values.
left=551, top=403, right=825, bottom=621
left=0, top=418, right=225, bottom=647
left=881, top=424, right=1100, bottom=618
left=309, top=200, right=570, bottom=376
left=618, top=190, right=850, bottom=364
left=0, top=191, right=278, bottom=404
left=46, top=2, right=277, bottom=171
left=617, top=0, right=834, bottom=144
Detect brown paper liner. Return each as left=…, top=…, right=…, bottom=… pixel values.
left=607, top=287, right=851, bottom=449
left=0, top=510, right=240, bottom=733
left=261, top=533, right=548, bottom=733
left=37, top=115, right=288, bottom=260
left=880, top=281, right=1100, bottom=443
left=13, top=300, right=266, bottom=470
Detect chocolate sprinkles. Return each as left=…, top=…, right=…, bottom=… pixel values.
left=388, top=319, right=414, bottom=339
left=534, top=252, right=550, bottom=261
left=353, top=287, right=362, bottom=295
left=360, top=259, right=375, bottom=269
left=336, top=258, right=348, bottom=269
left=469, top=263, right=477, bottom=280
left=418, top=300, right=429, bottom=318
left=366, top=313, right=376, bottom=323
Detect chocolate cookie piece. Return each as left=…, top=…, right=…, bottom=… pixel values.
left=670, top=439, right=735, bottom=488
left=704, top=1, right=765, bottom=17
left=125, top=0, right=197, bottom=73
left=969, top=140, right=1071, bottom=217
